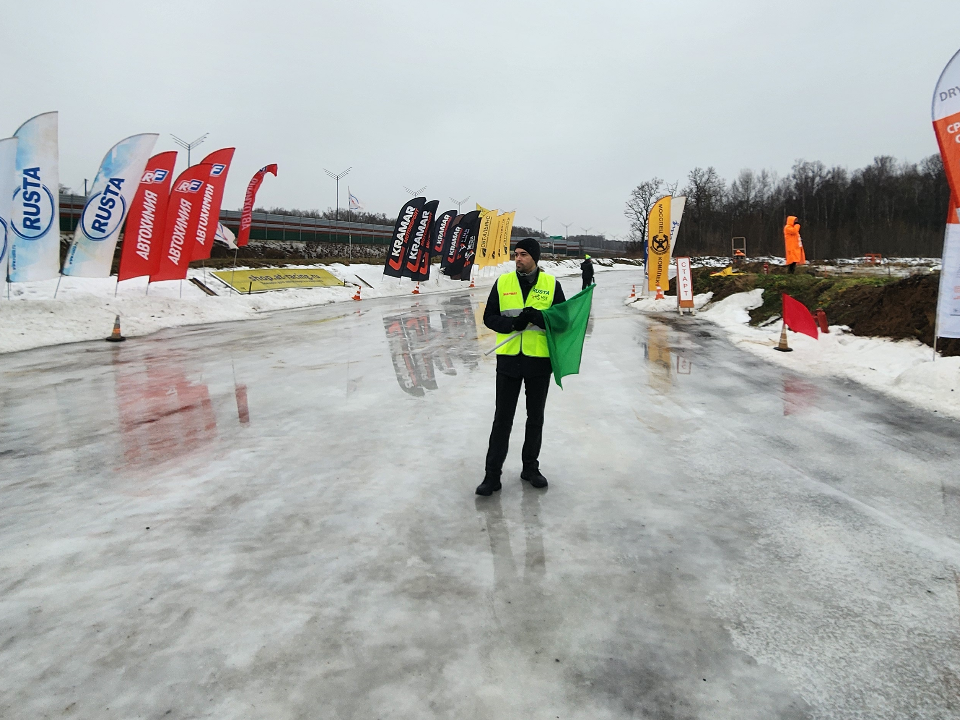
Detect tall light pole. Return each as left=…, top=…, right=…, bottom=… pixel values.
left=560, top=222, right=573, bottom=260
left=404, top=185, right=427, bottom=197
left=171, top=133, right=208, bottom=167
left=450, top=195, right=470, bottom=213
left=324, top=167, right=352, bottom=221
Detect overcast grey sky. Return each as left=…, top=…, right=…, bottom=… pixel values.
left=3, top=0, right=958, bottom=237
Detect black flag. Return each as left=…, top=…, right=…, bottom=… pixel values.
left=440, top=214, right=463, bottom=271
left=446, top=210, right=479, bottom=278
left=384, top=197, right=425, bottom=278
left=459, top=212, right=482, bottom=281
left=404, top=200, right=439, bottom=280
left=431, top=210, right=457, bottom=256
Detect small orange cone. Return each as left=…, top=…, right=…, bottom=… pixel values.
left=469, top=278, right=475, bottom=288
left=412, top=282, right=420, bottom=295
left=105, top=315, right=126, bottom=343
left=655, top=284, right=665, bottom=300
left=773, top=322, right=793, bottom=352
left=629, top=284, right=636, bottom=298
left=352, top=285, right=362, bottom=301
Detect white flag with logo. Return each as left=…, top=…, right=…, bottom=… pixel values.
left=9, top=112, right=60, bottom=282
left=214, top=222, right=238, bottom=250
left=348, top=187, right=364, bottom=211
left=669, top=196, right=686, bottom=258
left=62, top=133, right=158, bottom=277
left=0, top=137, right=18, bottom=277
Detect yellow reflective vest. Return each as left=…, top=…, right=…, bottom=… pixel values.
left=495, top=271, right=557, bottom=357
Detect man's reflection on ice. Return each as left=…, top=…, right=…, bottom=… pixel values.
left=382, top=295, right=483, bottom=396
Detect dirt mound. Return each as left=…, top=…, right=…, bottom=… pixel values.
left=826, top=273, right=960, bottom=355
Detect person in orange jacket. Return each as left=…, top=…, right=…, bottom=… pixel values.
left=783, top=216, right=805, bottom=273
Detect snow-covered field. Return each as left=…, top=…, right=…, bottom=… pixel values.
left=629, top=288, right=960, bottom=420
left=0, top=260, right=628, bottom=355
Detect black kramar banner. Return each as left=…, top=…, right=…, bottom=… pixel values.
left=384, top=197, right=425, bottom=278
left=440, top=214, right=463, bottom=270
left=431, top=210, right=457, bottom=256
left=404, top=199, right=438, bottom=281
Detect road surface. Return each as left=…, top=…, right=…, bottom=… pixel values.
left=2, top=270, right=959, bottom=719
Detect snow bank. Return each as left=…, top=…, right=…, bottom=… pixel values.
left=696, top=290, right=960, bottom=420
left=625, top=292, right=713, bottom=314
left=0, top=259, right=628, bottom=355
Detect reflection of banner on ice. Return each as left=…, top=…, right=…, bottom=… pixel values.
left=64, top=134, right=159, bottom=277
left=114, top=362, right=217, bottom=469
left=933, top=50, right=960, bottom=340
left=238, top=164, right=278, bottom=247
left=191, top=148, right=235, bottom=261
left=10, top=112, right=60, bottom=282
left=382, top=295, right=481, bottom=394
left=783, top=377, right=817, bottom=416
left=643, top=321, right=673, bottom=391
left=0, top=137, right=18, bottom=274
left=117, top=151, right=178, bottom=282
left=646, top=195, right=671, bottom=291
left=212, top=267, right=344, bottom=292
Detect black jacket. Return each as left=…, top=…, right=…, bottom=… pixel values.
left=580, top=259, right=594, bottom=281
left=483, top=269, right=567, bottom=378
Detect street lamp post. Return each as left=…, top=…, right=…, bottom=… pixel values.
left=404, top=185, right=427, bottom=198
left=324, top=167, right=352, bottom=222
left=449, top=196, right=470, bottom=213
left=171, top=133, right=208, bottom=167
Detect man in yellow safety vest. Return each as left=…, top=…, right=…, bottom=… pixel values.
left=476, top=237, right=567, bottom=496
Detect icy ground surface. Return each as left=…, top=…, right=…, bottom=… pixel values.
left=2, top=270, right=960, bottom=718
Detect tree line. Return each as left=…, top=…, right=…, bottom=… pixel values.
left=625, top=155, right=950, bottom=258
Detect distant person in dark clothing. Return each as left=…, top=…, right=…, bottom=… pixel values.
left=476, top=238, right=567, bottom=496
left=580, top=255, right=595, bottom=290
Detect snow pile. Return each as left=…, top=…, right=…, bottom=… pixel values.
left=697, top=290, right=960, bottom=419
left=625, top=292, right=713, bottom=313
left=0, top=260, right=627, bottom=355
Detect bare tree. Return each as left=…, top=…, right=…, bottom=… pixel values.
left=624, top=177, right=665, bottom=242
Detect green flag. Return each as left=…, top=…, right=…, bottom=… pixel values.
left=542, top=284, right=595, bottom=388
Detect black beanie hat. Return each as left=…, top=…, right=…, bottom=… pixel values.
left=515, top=237, right=541, bottom=263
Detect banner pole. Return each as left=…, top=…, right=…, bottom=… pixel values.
left=114, top=277, right=119, bottom=298
left=230, top=246, right=239, bottom=288
left=53, top=274, right=63, bottom=299
left=484, top=330, right=528, bottom=356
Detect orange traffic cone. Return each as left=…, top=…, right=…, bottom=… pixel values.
left=629, top=284, right=636, bottom=298
left=105, top=315, right=126, bottom=343
left=469, top=278, right=475, bottom=288
left=412, top=282, right=420, bottom=295
left=773, top=322, right=793, bottom=352
left=655, top=284, right=665, bottom=300
left=352, top=285, right=362, bottom=301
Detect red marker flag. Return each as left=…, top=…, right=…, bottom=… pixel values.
left=150, top=163, right=212, bottom=282
left=238, top=164, right=278, bottom=247
left=190, top=148, right=235, bottom=260
left=782, top=293, right=819, bottom=339
left=117, top=151, right=177, bottom=281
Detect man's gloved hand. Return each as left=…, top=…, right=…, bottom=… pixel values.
left=526, top=308, right=545, bottom=328
left=512, top=309, right=531, bottom=331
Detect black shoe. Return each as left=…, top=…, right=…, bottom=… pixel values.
left=476, top=477, right=502, bottom=496
left=521, top=469, right=548, bottom=488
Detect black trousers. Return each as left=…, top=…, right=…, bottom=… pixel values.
left=484, top=372, right=550, bottom=477
left=582, top=277, right=594, bottom=290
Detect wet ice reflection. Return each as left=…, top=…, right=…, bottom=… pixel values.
left=640, top=321, right=693, bottom=390
left=113, top=356, right=218, bottom=469
left=382, top=295, right=486, bottom=396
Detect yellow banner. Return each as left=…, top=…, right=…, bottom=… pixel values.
left=647, top=195, right=672, bottom=291
left=499, top=211, right=515, bottom=264
left=212, top=267, right=345, bottom=293
left=475, top=209, right=498, bottom=268
left=476, top=203, right=490, bottom=213
left=490, top=213, right=505, bottom=264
